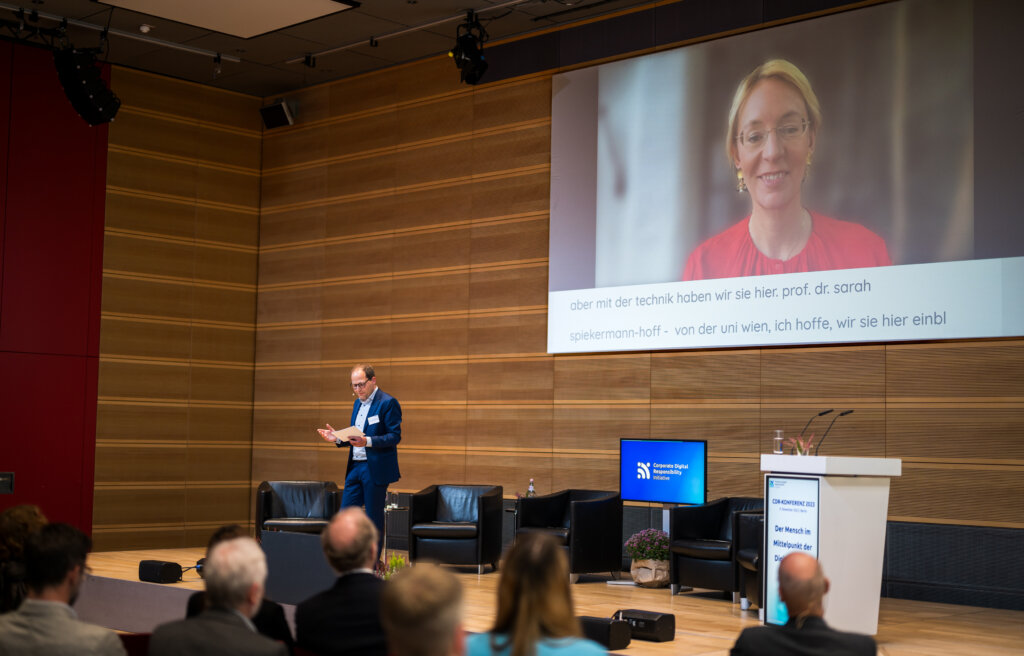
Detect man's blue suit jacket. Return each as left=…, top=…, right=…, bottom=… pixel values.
left=338, top=388, right=402, bottom=485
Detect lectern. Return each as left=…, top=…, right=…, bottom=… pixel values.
left=760, top=455, right=901, bottom=635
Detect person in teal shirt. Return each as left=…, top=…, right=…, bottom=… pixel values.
left=465, top=532, right=605, bottom=656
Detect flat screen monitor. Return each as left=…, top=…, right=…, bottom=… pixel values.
left=619, top=439, right=707, bottom=505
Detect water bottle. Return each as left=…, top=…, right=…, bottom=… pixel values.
left=527, top=478, right=536, bottom=497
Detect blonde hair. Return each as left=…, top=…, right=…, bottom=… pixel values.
left=726, top=59, right=822, bottom=166
left=489, top=533, right=581, bottom=656
left=381, top=563, right=463, bottom=656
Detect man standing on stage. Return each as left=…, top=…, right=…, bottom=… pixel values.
left=318, top=363, right=401, bottom=559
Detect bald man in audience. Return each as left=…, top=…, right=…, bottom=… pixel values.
left=731, top=552, right=877, bottom=656
left=295, top=507, right=388, bottom=656
left=380, top=563, right=465, bottom=656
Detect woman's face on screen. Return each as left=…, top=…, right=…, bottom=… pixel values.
left=734, top=77, right=814, bottom=216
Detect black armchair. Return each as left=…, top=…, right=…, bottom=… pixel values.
left=516, top=489, right=623, bottom=582
left=736, top=510, right=764, bottom=610
left=409, top=484, right=503, bottom=574
left=669, top=496, right=764, bottom=599
left=256, top=481, right=341, bottom=537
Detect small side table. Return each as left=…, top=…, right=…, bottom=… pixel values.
left=382, top=503, right=408, bottom=562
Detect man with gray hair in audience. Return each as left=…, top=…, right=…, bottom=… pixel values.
left=149, top=536, right=286, bottom=656
left=295, top=506, right=388, bottom=656
left=380, top=563, right=465, bottom=656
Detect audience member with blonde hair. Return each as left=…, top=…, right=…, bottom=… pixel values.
left=466, top=532, right=604, bottom=656
left=380, top=563, right=464, bottom=656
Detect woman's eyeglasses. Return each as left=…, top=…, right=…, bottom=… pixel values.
left=736, top=119, right=809, bottom=150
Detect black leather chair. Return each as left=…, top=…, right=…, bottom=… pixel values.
left=669, top=496, right=764, bottom=599
left=409, top=484, right=503, bottom=574
left=736, top=510, right=764, bottom=610
left=515, top=489, right=623, bottom=582
left=256, top=480, right=341, bottom=537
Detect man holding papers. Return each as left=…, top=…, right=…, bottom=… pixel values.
left=318, top=364, right=402, bottom=560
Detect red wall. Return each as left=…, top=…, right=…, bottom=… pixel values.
left=0, top=41, right=108, bottom=532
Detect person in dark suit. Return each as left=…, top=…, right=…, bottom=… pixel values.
left=730, top=552, right=877, bottom=656
left=295, top=507, right=388, bottom=656
left=185, top=524, right=293, bottom=651
left=150, top=537, right=286, bottom=656
left=318, top=363, right=402, bottom=559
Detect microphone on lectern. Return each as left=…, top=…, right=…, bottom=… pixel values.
left=814, top=409, right=854, bottom=455
left=799, top=408, right=833, bottom=439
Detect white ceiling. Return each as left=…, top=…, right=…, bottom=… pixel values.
left=101, top=0, right=358, bottom=39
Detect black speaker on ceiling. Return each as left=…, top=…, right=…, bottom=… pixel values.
left=259, top=101, right=295, bottom=129
left=53, top=47, right=120, bottom=126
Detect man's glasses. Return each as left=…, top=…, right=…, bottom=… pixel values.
left=351, top=380, right=370, bottom=389
left=736, top=119, right=809, bottom=150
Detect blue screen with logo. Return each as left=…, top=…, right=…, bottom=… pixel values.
left=619, top=439, right=707, bottom=504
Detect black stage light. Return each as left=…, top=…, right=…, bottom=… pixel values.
left=449, top=11, right=488, bottom=85
left=53, top=47, right=120, bottom=126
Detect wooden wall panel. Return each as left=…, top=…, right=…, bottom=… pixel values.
left=94, top=444, right=187, bottom=483
left=761, top=346, right=886, bottom=401
left=552, top=453, right=617, bottom=492
left=468, top=313, right=547, bottom=356
left=466, top=405, right=553, bottom=448
left=466, top=452, right=551, bottom=497
left=555, top=355, right=652, bottom=401
left=650, top=406, right=761, bottom=455
left=886, top=341, right=1024, bottom=399
left=94, top=68, right=260, bottom=550
left=887, top=407, right=1024, bottom=460
left=252, top=409, right=322, bottom=445
left=467, top=359, right=552, bottom=402
left=890, top=466, right=1024, bottom=527
left=105, top=193, right=197, bottom=238
left=468, top=265, right=548, bottom=311
left=652, top=350, right=761, bottom=400
left=96, top=404, right=187, bottom=441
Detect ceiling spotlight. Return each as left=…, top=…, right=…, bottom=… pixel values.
left=448, top=10, right=488, bottom=85
left=139, top=23, right=152, bottom=34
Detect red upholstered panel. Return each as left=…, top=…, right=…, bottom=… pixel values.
left=0, top=44, right=107, bottom=356
left=0, top=43, right=107, bottom=532
left=0, top=352, right=92, bottom=526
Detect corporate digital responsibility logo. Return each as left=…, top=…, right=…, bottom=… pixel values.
left=637, top=460, right=688, bottom=480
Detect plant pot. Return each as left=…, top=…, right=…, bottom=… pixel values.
left=630, top=558, right=669, bottom=588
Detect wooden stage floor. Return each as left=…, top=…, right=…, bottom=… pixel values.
left=87, top=547, right=1023, bottom=656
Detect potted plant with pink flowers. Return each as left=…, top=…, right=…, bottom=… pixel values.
left=624, top=528, right=669, bottom=588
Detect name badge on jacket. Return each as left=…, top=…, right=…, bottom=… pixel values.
left=368, top=415, right=380, bottom=425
